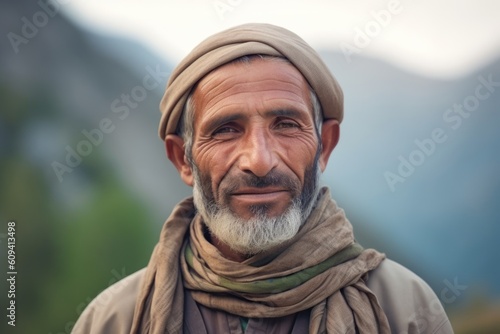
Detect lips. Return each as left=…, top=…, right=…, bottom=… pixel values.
left=230, top=187, right=290, bottom=203
left=232, top=187, right=287, bottom=195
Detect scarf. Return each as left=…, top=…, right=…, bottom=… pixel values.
left=130, top=188, right=390, bottom=333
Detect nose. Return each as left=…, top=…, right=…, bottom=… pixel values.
left=237, top=128, right=278, bottom=177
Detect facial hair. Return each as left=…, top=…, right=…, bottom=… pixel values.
left=192, top=154, right=321, bottom=256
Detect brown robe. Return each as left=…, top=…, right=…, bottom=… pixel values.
left=72, top=259, right=454, bottom=333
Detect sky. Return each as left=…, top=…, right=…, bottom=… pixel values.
left=62, top=0, right=500, bottom=79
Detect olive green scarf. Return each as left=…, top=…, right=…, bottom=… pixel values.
left=130, top=187, right=390, bottom=333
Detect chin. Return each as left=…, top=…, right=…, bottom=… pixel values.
left=203, top=201, right=303, bottom=256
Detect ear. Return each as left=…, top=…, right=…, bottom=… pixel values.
left=165, top=134, right=194, bottom=186
left=318, top=119, right=340, bottom=172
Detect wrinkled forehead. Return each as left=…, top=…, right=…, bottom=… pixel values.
left=191, top=57, right=312, bottom=117
left=193, top=55, right=307, bottom=98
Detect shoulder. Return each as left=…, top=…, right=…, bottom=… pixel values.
left=366, top=259, right=454, bottom=334
left=72, top=268, right=146, bottom=334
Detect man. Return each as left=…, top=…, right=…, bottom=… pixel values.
left=73, top=23, right=453, bottom=333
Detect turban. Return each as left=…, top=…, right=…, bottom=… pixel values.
left=158, top=23, right=344, bottom=140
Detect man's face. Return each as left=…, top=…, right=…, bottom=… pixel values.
left=189, top=59, right=322, bottom=254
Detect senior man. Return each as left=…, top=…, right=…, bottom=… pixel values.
left=73, top=24, right=453, bottom=334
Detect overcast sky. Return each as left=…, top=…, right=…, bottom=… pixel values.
left=63, top=0, right=500, bottom=79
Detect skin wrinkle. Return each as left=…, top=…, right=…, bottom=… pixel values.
left=176, top=56, right=324, bottom=167
left=193, top=71, right=317, bottom=194
left=194, top=66, right=310, bottom=130
left=189, top=59, right=321, bottom=256
left=198, top=85, right=308, bottom=111
left=202, top=109, right=305, bottom=134
left=192, top=156, right=321, bottom=256
left=167, top=56, right=339, bottom=259
left=201, top=78, right=304, bottom=92
left=194, top=89, right=310, bottom=134
left=197, top=131, right=314, bottom=197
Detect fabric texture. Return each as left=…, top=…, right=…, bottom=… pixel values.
left=130, top=187, right=391, bottom=334
left=158, top=23, right=344, bottom=139
left=71, top=259, right=455, bottom=333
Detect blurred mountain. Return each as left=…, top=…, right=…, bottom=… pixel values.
left=0, top=1, right=192, bottom=224
left=321, top=51, right=500, bottom=298
left=1, top=1, right=499, bottom=333
left=0, top=2, right=186, bottom=333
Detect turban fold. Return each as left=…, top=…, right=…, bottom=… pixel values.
left=159, top=23, right=344, bottom=140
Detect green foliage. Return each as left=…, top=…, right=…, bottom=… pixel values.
left=0, top=84, right=157, bottom=333
left=0, top=155, right=156, bottom=334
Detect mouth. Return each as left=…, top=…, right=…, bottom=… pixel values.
left=231, top=188, right=290, bottom=202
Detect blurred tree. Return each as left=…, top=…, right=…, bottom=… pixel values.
left=0, top=85, right=157, bottom=334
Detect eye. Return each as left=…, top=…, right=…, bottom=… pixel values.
left=274, top=119, right=300, bottom=130
left=212, top=125, right=239, bottom=138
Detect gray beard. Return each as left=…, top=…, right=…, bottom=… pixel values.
left=192, top=160, right=321, bottom=256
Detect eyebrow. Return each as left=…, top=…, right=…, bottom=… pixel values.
left=265, top=109, right=303, bottom=119
left=204, top=114, right=245, bottom=133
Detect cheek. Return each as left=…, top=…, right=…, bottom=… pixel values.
left=193, top=143, right=235, bottom=193
left=279, top=136, right=319, bottom=179
left=194, top=133, right=319, bottom=188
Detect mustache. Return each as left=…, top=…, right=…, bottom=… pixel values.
left=223, top=170, right=301, bottom=194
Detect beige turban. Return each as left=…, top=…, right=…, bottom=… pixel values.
left=158, top=23, right=344, bottom=140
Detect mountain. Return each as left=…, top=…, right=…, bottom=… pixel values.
left=1, top=2, right=187, bottom=333
left=0, top=1, right=192, bottom=224
left=320, top=51, right=500, bottom=297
